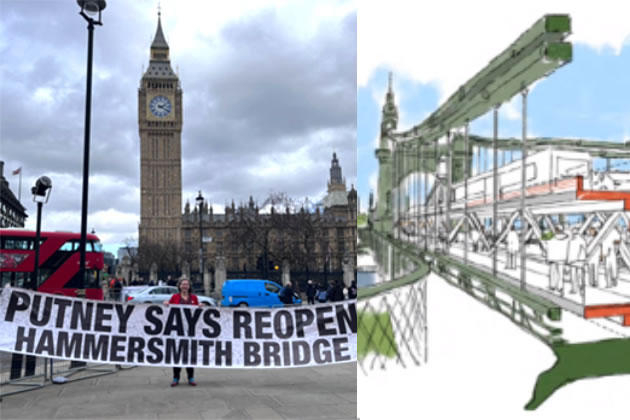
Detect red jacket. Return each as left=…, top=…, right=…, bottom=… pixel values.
left=168, top=293, right=199, bottom=305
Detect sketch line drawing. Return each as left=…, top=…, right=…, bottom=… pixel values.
left=360, top=14, right=630, bottom=410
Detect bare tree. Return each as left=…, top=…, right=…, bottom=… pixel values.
left=230, top=206, right=276, bottom=278
left=121, top=237, right=139, bottom=266
left=230, top=194, right=323, bottom=291
left=138, top=239, right=183, bottom=281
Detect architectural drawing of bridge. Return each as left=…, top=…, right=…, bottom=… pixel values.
left=359, top=14, right=630, bottom=409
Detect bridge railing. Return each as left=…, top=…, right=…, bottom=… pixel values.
left=358, top=228, right=429, bottom=373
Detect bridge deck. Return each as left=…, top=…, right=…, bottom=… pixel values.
left=428, top=241, right=630, bottom=326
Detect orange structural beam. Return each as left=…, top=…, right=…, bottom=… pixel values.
left=584, top=304, right=630, bottom=327
left=576, top=176, right=630, bottom=210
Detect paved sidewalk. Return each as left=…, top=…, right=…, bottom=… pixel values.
left=1, top=363, right=356, bottom=419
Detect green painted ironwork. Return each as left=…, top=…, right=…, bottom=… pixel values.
left=526, top=338, right=630, bottom=410
left=364, top=228, right=563, bottom=345
left=466, top=135, right=630, bottom=158
left=390, top=133, right=630, bottom=188
left=394, top=14, right=572, bottom=145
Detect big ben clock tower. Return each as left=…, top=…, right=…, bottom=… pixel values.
left=138, top=11, right=182, bottom=246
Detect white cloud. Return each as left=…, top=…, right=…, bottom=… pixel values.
left=24, top=208, right=138, bottom=246
left=33, top=87, right=54, bottom=104
left=3, top=0, right=355, bottom=251
left=358, top=0, right=630, bottom=102
left=368, top=170, right=377, bottom=193
left=500, top=96, right=521, bottom=121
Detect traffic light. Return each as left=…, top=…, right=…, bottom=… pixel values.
left=268, top=260, right=274, bottom=271
left=256, top=256, right=262, bottom=271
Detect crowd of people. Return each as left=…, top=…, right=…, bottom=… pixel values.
left=277, top=279, right=357, bottom=306
left=547, top=223, right=622, bottom=294
left=460, top=220, right=626, bottom=296
left=305, top=279, right=357, bottom=304
left=108, top=275, right=357, bottom=304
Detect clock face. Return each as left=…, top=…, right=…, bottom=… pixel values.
left=149, top=95, right=172, bottom=118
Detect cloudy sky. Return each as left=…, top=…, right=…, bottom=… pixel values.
left=0, top=0, right=357, bottom=253
left=358, top=0, right=630, bottom=211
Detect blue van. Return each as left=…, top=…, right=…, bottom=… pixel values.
left=221, top=279, right=302, bottom=307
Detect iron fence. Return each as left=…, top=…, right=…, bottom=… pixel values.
left=358, top=271, right=428, bottom=374
left=0, top=352, right=130, bottom=398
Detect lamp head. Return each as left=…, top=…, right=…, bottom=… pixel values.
left=196, top=191, right=204, bottom=207
left=77, top=0, right=106, bottom=23
left=31, top=176, right=52, bottom=204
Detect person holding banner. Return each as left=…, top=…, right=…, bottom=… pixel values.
left=164, top=277, right=200, bottom=386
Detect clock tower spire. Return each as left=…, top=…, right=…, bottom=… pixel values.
left=138, top=10, right=183, bottom=247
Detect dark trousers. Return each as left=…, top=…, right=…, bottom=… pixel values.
left=173, top=367, right=194, bottom=380
left=307, top=296, right=315, bottom=305
left=111, top=289, right=121, bottom=302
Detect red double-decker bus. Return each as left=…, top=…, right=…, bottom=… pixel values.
left=0, top=228, right=105, bottom=300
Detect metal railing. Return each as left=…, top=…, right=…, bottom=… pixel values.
left=358, top=278, right=427, bottom=373
left=0, top=352, right=131, bottom=398
left=358, top=229, right=428, bottom=373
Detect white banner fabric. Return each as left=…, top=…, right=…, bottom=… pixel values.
left=0, top=287, right=356, bottom=369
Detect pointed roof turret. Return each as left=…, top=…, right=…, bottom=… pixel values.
left=384, top=71, right=396, bottom=110
left=380, top=71, right=399, bottom=141
left=151, top=10, right=169, bottom=50
left=144, top=9, right=177, bottom=80
left=329, top=152, right=343, bottom=187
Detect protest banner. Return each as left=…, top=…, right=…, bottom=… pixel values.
left=0, top=287, right=356, bottom=369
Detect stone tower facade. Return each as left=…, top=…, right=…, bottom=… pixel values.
left=138, top=12, right=183, bottom=245
left=328, top=152, right=346, bottom=193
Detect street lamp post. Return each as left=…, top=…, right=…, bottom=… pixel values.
left=30, top=177, right=52, bottom=290
left=9, top=177, right=51, bottom=381
left=196, top=191, right=204, bottom=287
left=77, top=0, right=106, bottom=290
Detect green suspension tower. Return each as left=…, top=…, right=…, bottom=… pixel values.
left=373, top=72, right=398, bottom=232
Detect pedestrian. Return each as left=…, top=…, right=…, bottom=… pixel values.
left=167, top=275, right=176, bottom=287
left=316, top=284, right=328, bottom=303
left=109, top=277, right=116, bottom=298
left=603, top=227, right=621, bottom=288
left=279, top=281, right=295, bottom=305
left=567, top=227, right=587, bottom=294
left=471, top=229, right=480, bottom=253
left=330, top=281, right=344, bottom=302
left=348, top=280, right=357, bottom=299
left=306, top=280, right=316, bottom=305
left=164, top=277, right=200, bottom=387
left=587, top=227, right=601, bottom=287
left=111, top=277, right=123, bottom=302
left=505, top=226, right=519, bottom=270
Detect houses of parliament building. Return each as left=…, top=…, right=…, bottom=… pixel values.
left=138, top=13, right=356, bottom=284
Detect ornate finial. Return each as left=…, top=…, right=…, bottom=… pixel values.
left=158, top=2, right=161, bottom=18
left=388, top=72, right=393, bottom=92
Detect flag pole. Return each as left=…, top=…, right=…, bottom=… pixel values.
left=18, top=170, right=22, bottom=203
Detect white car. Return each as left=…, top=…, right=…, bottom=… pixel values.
left=127, top=286, right=217, bottom=306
